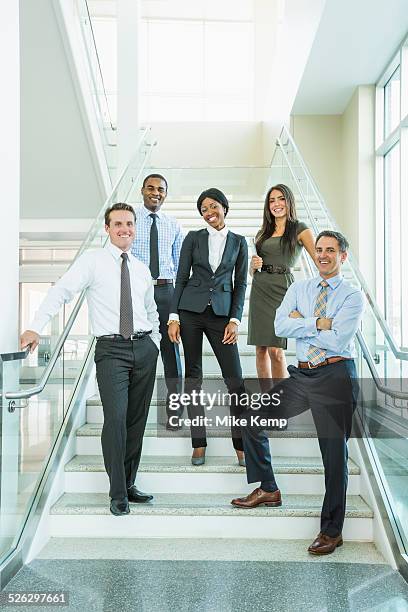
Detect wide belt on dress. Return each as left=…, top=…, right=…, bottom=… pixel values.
left=260, top=264, right=292, bottom=274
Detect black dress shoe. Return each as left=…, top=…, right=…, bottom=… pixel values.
left=110, top=498, right=130, bottom=516
left=166, top=418, right=182, bottom=431
left=127, top=485, right=154, bottom=503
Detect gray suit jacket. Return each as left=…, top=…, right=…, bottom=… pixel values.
left=171, top=229, right=248, bottom=321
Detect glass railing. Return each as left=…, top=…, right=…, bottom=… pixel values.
left=274, top=126, right=407, bottom=359
left=75, top=0, right=116, bottom=172
left=0, top=131, right=154, bottom=574
left=287, top=125, right=408, bottom=566
left=0, top=298, right=93, bottom=566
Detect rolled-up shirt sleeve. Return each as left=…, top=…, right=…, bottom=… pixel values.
left=275, top=283, right=318, bottom=340
left=306, top=290, right=364, bottom=353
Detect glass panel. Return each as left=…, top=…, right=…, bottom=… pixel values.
left=384, top=144, right=401, bottom=345
left=384, top=66, right=401, bottom=138
left=76, top=0, right=117, bottom=172
left=0, top=298, right=93, bottom=565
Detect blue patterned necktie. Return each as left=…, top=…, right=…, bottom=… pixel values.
left=306, top=280, right=329, bottom=365
left=119, top=252, right=133, bottom=339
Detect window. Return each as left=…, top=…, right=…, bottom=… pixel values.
left=383, top=143, right=401, bottom=344
left=384, top=66, right=400, bottom=138
left=139, top=18, right=254, bottom=121
left=376, top=37, right=408, bottom=352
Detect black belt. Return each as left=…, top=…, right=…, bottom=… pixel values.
left=152, top=279, right=173, bottom=286
left=97, top=331, right=152, bottom=341
left=261, top=264, right=292, bottom=274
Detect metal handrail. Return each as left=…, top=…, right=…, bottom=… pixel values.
left=5, top=131, right=155, bottom=402
left=75, top=126, right=152, bottom=261
left=79, top=0, right=115, bottom=131
left=281, top=138, right=408, bottom=398
left=5, top=295, right=88, bottom=401
left=0, top=348, right=30, bottom=363
left=278, top=125, right=408, bottom=361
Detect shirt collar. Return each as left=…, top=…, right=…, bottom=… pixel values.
left=314, top=273, right=343, bottom=289
left=107, top=240, right=131, bottom=260
left=139, top=205, right=163, bottom=219
left=206, top=225, right=229, bottom=238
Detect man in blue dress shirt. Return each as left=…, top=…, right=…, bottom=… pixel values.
left=132, top=174, right=184, bottom=430
left=232, top=230, right=364, bottom=555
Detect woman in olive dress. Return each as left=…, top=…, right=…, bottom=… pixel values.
left=248, top=184, right=315, bottom=383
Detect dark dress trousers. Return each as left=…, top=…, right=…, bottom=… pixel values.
left=154, top=283, right=183, bottom=419
left=241, top=360, right=359, bottom=537
left=171, top=229, right=248, bottom=448
left=95, top=335, right=159, bottom=500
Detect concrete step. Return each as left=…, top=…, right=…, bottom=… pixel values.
left=153, top=200, right=322, bottom=212
left=37, top=536, right=386, bottom=564
left=49, top=492, right=373, bottom=540
left=76, top=422, right=326, bottom=457
left=161, top=209, right=327, bottom=222
left=64, top=454, right=360, bottom=495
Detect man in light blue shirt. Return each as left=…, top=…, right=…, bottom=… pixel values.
left=132, top=174, right=184, bottom=430
left=232, top=230, right=364, bottom=556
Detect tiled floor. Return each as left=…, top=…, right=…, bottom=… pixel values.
left=3, top=556, right=408, bottom=612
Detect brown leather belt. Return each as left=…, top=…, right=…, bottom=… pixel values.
left=298, top=356, right=351, bottom=369
left=152, top=279, right=173, bottom=286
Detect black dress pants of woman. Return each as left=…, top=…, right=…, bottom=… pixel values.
left=179, top=306, right=244, bottom=450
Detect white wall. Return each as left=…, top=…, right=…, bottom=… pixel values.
left=149, top=122, right=266, bottom=167
left=291, top=87, right=376, bottom=289
left=340, top=85, right=376, bottom=288
left=0, top=2, right=20, bottom=351
left=20, top=0, right=106, bottom=220
left=291, top=114, right=343, bottom=228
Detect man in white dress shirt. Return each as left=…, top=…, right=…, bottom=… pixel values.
left=20, top=203, right=160, bottom=516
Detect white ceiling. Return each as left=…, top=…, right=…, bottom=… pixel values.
left=292, top=0, right=408, bottom=115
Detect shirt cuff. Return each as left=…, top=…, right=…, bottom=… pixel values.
left=304, top=316, right=319, bottom=336
left=229, top=318, right=240, bottom=325
left=168, top=313, right=180, bottom=323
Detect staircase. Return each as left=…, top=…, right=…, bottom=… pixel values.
left=47, top=198, right=374, bottom=546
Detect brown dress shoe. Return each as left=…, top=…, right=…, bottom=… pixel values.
left=308, top=532, right=343, bottom=555
left=231, top=487, right=282, bottom=508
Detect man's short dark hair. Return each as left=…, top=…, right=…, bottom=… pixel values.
left=197, top=188, right=229, bottom=216
left=316, top=230, right=349, bottom=253
left=142, top=173, right=168, bottom=191
left=104, top=203, right=136, bottom=226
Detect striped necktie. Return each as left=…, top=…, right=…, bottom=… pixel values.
left=306, top=280, right=329, bottom=365
left=119, top=252, right=133, bottom=339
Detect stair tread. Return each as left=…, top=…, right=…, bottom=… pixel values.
left=77, top=422, right=320, bottom=438
left=65, top=454, right=360, bottom=475
left=51, top=492, right=373, bottom=518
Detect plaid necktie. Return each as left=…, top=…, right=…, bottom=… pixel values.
left=306, top=280, right=329, bottom=365
left=119, top=252, right=133, bottom=339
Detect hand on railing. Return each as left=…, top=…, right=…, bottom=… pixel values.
left=20, top=330, right=39, bottom=353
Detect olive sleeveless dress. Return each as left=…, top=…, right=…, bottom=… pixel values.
left=247, top=221, right=309, bottom=348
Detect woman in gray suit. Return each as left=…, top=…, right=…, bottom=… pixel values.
left=168, top=188, right=248, bottom=466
